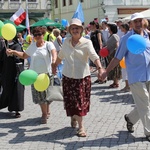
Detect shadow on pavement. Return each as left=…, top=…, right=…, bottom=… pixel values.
left=8, top=127, right=76, bottom=144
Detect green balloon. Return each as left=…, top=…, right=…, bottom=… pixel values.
left=0, top=20, right=4, bottom=37
left=19, top=69, right=38, bottom=86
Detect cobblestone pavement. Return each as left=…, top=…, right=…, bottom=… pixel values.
left=0, top=73, right=150, bottom=150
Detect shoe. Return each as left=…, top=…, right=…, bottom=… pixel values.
left=109, top=83, right=119, bottom=88
left=94, top=79, right=99, bottom=83
left=146, top=135, right=150, bottom=142
left=76, top=128, right=86, bottom=137
left=124, top=114, right=134, bottom=133
left=98, top=80, right=107, bottom=84
left=120, top=87, right=130, bottom=92
left=15, top=112, right=21, bottom=118
left=71, top=117, right=77, bottom=128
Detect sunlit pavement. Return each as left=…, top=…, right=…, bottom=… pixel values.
left=0, top=72, right=149, bottom=150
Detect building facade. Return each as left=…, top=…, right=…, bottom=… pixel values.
left=51, top=0, right=105, bottom=25
left=104, top=0, right=150, bottom=21
left=51, top=0, right=150, bottom=25
left=0, top=0, right=150, bottom=26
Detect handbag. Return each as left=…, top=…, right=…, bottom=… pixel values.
left=46, top=75, right=63, bottom=102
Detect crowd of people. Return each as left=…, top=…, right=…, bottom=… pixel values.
left=0, top=12, right=150, bottom=140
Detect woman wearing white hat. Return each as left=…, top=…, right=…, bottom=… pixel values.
left=52, top=18, right=104, bottom=137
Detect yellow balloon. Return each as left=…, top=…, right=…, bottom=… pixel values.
left=34, top=73, right=50, bottom=92
left=1, top=23, right=16, bottom=40
left=120, top=58, right=126, bottom=68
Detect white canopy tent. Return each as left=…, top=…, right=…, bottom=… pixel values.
left=121, top=8, right=150, bottom=22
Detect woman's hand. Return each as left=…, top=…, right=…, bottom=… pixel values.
left=6, top=49, right=14, bottom=56
left=97, top=68, right=107, bottom=81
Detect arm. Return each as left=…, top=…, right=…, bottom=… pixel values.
left=101, top=57, right=120, bottom=80
left=51, top=49, right=57, bottom=63
left=97, top=33, right=103, bottom=49
left=57, top=37, right=62, bottom=45
left=51, top=56, right=62, bottom=75
left=94, top=58, right=106, bottom=81
left=6, top=49, right=29, bottom=59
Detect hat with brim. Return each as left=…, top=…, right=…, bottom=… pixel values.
left=68, top=18, right=83, bottom=34
left=130, top=13, right=144, bottom=21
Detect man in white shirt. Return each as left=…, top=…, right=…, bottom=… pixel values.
left=101, top=21, right=110, bottom=45
left=116, top=20, right=124, bottom=38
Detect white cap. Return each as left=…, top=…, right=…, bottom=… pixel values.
left=130, top=13, right=144, bottom=21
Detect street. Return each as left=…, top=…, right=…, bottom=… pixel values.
left=0, top=73, right=149, bottom=150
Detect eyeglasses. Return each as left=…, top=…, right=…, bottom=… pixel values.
left=33, top=33, right=42, bottom=37
left=133, top=19, right=142, bottom=23
left=70, top=27, right=80, bottom=30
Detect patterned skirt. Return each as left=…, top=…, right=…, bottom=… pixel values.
left=62, top=75, right=91, bottom=117
left=107, top=51, right=122, bottom=80
left=31, top=85, right=51, bottom=105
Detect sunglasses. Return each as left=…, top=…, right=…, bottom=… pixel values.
left=33, top=33, right=42, bottom=37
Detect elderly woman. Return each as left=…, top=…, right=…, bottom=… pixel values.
left=6, top=27, right=57, bottom=124
left=52, top=18, right=104, bottom=137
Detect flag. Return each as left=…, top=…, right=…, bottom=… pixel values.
left=25, top=5, right=30, bottom=34
left=72, top=2, right=84, bottom=23
left=10, top=7, right=26, bottom=26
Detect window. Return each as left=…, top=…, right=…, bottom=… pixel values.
left=55, top=0, right=58, bottom=8
left=63, top=0, right=66, bottom=6
left=10, top=0, right=20, bottom=2
left=69, top=0, right=72, bottom=5
left=27, top=0, right=36, bottom=2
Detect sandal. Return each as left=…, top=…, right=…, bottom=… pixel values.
left=109, top=83, right=119, bottom=88
left=41, top=115, right=47, bottom=124
left=47, top=113, right=50, bottom=119
left=71, top=117, right=77, bottom=128
left=76, top=128, right=86, bottom=137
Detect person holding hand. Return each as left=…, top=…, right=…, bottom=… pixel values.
left=52, top=18, right=104, bottom=137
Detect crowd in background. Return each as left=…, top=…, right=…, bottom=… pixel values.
left=2, top=17, right=150, bottom=118
left=1, top=15, right=150, bottom=139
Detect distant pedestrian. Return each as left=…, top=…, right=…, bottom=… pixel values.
left=0, top=36, right=24, bottom=118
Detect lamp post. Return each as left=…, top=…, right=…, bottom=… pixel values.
left=98, top=0, right=106, bottom=22
left=101, top=1, right=105, bottom=13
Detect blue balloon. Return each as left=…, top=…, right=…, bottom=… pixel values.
left=61, top=19, right=67, bottom=27
left=127, top=34, right=146, bottom=54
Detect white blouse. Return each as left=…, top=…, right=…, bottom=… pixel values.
left=58, top=37, right=99, bottom=79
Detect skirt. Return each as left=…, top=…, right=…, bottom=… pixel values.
left=62, top=75, right=91, bottom=117
left=107, top=51, right=122, bottom=80
left=31, top=85, right=51, bottom=105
